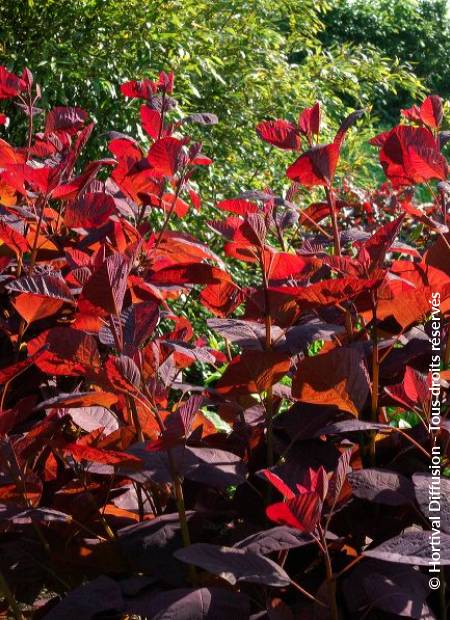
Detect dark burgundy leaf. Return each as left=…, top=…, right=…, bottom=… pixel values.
left=64, top=192, right=116, bottom=228
left=6, top=274, right=74, bottom=302
left=234, top=526, right=313, bottom=554
left=343, top=559, right=434, bottom=619
left=413, top=473, right=450, bottom=533
left=43, top=576, right=124, bottom=620
left=315, top=419, right=389, bottom=436
left=207, top=318, right=283, bottom=351
left=327, top=448, right=352, bottom=506
left=184, top=113, right=219, bottom=125
left=349, top=469, right=415, bottom=506
left=124, top=444, right=246, bottom=489
left=126, top=587, right=250, bottom=620
left=174, top=543, right=290, bottom=586
left=45, top=106, right=88, bottom=133
left=7, top=507, right=72, bottom=525
left=334, top=109, right=364, bottom=146
left=118, top=513, right=196, bottom=585
left=80, top=253, right=130, bottom=316
left=364, top=528, right=450, bottom=565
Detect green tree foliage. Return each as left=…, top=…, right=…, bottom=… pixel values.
left=0, top=0, right=423, bottom=199
left=320, top=0, right=450, bottom=115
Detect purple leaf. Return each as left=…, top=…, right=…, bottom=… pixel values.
left=413, top=473, right=450, bottom=533
left=113, top=355, right=141, bottom=387
left=122, top=444, right=246, bottom=489
left=327, top=448, right=352, bottom=505
left=112, top=483, right=154, bottom=514
left=67, top=406, right=119, bottom=436
left=184, top=113, right=219, bottom=125
left=126, top=587, right=250, bottom=620
left=349, top=469, right=415, bottom=506
left=6, top=274, right=74, bottom=302
left=43, top=575, right=123, bottom=620
left=207, top=318, right=283, bottom=351
left=233, top=526, right=313, bottom=554
left=7, top=507, right=72, bottom=525
left=280, top=318, right=341, bottom=355
left=45, top=106, right=88, bottom=133
left=99, top=301, right=159, bottom=353
left=118, top=513, right=196, bottom=586
left=364, top=528, right=450, bottom=565
left=174, top=543, right=290, bottom=586
left=343, top=559, right=434, bottom=619
left=315, top=419, right=389, bottom=437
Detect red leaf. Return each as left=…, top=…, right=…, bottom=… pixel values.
left=105, top=355, right=141, bottom=394
left=296, top=466, right=329, bottom=501
left=216, top=350, right=291, bottom=395
left=385, top=366, right=430, bottom=412
left=264, top=250, right=315, bottom=280
left=286, top=143, right=340, bottom=187
left=298, top=102, right=321, bottom=141
left=0, top=221, right=29, bottom=254
left=149, top=192, right=190, bottom=218
left=0, top=352, right=43, bottom=385
left=64, top=192, right=116, bottom=228
left=376, top=125, right=447, bottom=187
left=0, top=66, right=25, bottom=99
left=299, top=201, right=330, bottom=227
left=148, top=137, right=184, bottom=177
left=216, top=199, right=259, bottom=216
left=200, top=281, right=244, bottom=317
left=80, top=253, right=130, bottom=316
left=401, top=104, right=422, bottom=124
left=120, top=79, right=157, bottom=99
left=140, top=105, right=163, bottom=140
left=27, top=327, right=101, bottom=376
left=45, top=107, right=88, bottom=134
left=36, top=391, right=119, bottom=410
left=357, top=214, right=405, bottom=270
left=419, top=95, right=444, bottom=129
left=266, top=493, right=322, bottom=533
left=63, top=442, right=142, bottom=467
left=12, top=294, right=63, bottom=324
left=7, top=274, right=74, bottom=303
left=292, top=347, right=370, bottom=416
left=150, top=263, right=231, bottom=286
left=256, top=119, right=300, bottom=150
left=402, top=95, right=444, bottom=130
left=262, top=469, right=295, bottom=499
left=271, top=276, right=382, bottom=310
left=109, top=136, right=142, bottom=164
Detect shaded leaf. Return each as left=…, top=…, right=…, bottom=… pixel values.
left=364, top=529, right=450, bottom=565
left=174, top=543, right=290, bottom=587
left=234, top=526, right=313, bottom=554
left=349, top=469, right=415, bottom=506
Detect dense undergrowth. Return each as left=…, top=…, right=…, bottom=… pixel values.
left=0, top=67, right=448, bottom=619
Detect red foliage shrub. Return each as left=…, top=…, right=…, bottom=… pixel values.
left=0, top=67, right=448, bottom=619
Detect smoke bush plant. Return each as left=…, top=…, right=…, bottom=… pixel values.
left=0, top=66, right=448, bottom=619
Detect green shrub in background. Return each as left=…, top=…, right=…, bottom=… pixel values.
left=1, top=0, right=425, bottom=203
left=320, top=0, right=450, bottom=115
